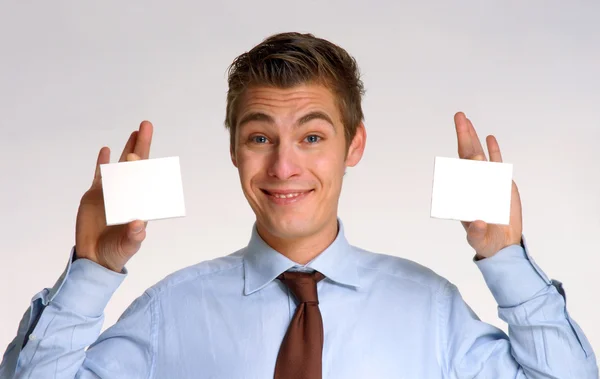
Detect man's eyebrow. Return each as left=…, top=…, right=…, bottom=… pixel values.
left=238, top=112, right=275, bottom=129
left=237, top=110, right=336, bottom=131
left=297, top=111, right=335, bottom=131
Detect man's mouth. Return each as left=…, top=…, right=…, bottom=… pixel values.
left=261, top=189, right=315, bottom=203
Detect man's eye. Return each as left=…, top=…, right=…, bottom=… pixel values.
left=305, top=135, right=321, bottom=144
left=251, top=135, right=268, bottom=144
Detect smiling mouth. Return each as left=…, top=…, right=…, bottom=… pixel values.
left=261, top=189, right=314, bottom=202
left=261, top=189, right=314, bottom=198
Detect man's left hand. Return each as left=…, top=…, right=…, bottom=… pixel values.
left=454, top=112, right=523, bottom=259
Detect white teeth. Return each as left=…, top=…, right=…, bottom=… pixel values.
left=273, top=192, right=301, bottom=198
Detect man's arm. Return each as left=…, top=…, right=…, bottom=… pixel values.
left=0, top=248, right=157, bottom=379
left=438, top=239, right=598, bottom=378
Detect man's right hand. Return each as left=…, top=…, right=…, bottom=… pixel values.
left=75, top=121, right=154, bottom=273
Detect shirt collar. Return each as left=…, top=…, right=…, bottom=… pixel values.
left=243, top=218, right=361, bottom=295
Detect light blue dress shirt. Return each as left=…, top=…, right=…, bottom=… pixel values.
left=1, top=219, right=597, bottom=378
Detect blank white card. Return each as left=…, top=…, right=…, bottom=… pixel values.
left=100, top=156, right=186, bottom=226
left=430, top=156, right=513, bottom=225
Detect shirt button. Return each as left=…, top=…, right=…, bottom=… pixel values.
left=29, top=334, right=36, bottom=341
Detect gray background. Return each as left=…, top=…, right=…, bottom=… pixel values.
left=1, top=0, right=599, bottom=354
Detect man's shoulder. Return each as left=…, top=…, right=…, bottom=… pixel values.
left=352, top=245, right=449, bottom=292
left=144, top=248, right=246, bottom=298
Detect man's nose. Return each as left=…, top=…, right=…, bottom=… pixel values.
left=266, top=142, right=302, bottom=180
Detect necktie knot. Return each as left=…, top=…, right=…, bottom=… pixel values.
left=278, top=271, right=325, bottom=304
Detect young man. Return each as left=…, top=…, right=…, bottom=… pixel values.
left=1, top=32, right=597, bottom=378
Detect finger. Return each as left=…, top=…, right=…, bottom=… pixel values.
left=486, top=135, right=503, bottom=163
left=133, top=121, right=154, bottom=160
left=119, top=131, right=139, bottom=162
left=126, top=153, right=141, bottom=162
left=455, top=112, right=475, bottom=159
left=466, top=118, right=487, bottom=161
left=92, top=147, right=111, bottom=188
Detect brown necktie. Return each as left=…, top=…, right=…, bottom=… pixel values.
left=274, top=271, right=325, bottom=379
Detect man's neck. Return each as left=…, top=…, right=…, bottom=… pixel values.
left=256, top=218, right=339, bottom=265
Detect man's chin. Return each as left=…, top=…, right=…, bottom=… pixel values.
left=258, top=215, right=316, bottom=240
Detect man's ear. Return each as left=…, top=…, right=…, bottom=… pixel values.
left=345, top=122, right=366, bottom=168
left=230, top=143, right=238, bottom=168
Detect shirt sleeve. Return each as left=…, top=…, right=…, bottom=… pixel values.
left=438, top=236, right=599, bottom=378
left=0, top=247, right=158, bottom=379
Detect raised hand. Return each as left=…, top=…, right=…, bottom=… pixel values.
left=75, top=121, right=154, bottom=272
left=454, top=112, right=523, bottom=259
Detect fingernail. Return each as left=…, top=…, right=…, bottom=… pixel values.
left=133, top=225, right=143, bottom=233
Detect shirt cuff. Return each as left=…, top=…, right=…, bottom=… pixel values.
left=474, top=235, right=551, bottom=308
left=46, top=246, right=127, bottom=317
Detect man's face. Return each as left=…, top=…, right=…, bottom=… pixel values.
left=231, top=84, right=365, bottom=241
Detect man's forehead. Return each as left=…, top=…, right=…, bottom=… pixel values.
left=242, top=84, right=335, bottom=105
left=237, top=84, right=341, bottom=122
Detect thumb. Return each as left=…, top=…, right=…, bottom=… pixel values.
left=466, top=220, right=488, bottom=249
left=120, top=220, right=147, bottom=257
left=97, top=219, right=146, bottom=272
